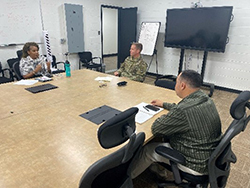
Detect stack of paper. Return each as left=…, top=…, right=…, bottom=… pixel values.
left=95, top=77, right=113, bottom=82
left=134, top=102, right=163, bottom=124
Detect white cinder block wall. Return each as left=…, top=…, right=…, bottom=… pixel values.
left=130, top=0, right=250, bottom=91
left=0, top=0, right=249, bottom=91
left=39, top=0, right=122, bottom=71
left=0, top=0, right=121, bottom=71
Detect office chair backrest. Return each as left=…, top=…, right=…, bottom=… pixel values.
left=7, top=58, right=19, bottom=70
left=208, top=90, right=250, bottom=188
left=13, top=61, right=22, bottom=80
left=79, top=107, right=145, bottom=188
left=7, top=58, right=19, bottom=81
left=0, top=62, right=4, bottom=77
left=155, top=79, right=176, bottom=90
left=16, top=50, right=23, bottom=60
left=0, top=62, right=2, bottom=72
left=154, top=75, right=176, bottom=90
left=0, top=62, right=14, bottom=84
left=43, top=54, right=56, bottom=67
left=51, top=55, right=57, bottom=68
left=78, top=51, right=92, bottom=64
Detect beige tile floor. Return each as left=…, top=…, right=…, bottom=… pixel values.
left=104, top=56, right=250, bottom=188
left=103, top=56, right=118, bottom=72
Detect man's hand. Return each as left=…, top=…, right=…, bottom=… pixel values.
left=151, top=99, right=163, bottom=107
left=114, top=71, right=119, bottom=76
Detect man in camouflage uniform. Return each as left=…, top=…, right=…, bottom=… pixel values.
left=114, top=42, right=147, bottom=82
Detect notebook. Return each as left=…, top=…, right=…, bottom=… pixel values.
left=25, top=83, right=58, bottom=93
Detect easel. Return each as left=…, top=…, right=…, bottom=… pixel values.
left=146, top=49, right=159, bottom=79
left=138, top=22, right=161, bottom=81
left=165, top=49, right=214, bottom=97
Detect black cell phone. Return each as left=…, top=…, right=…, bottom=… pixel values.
left=145, top=105, right=160, bottom=111
left=117, top=81, right=127, bottom=86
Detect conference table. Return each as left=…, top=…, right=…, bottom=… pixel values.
left=0, top=69, right=180, bottom=188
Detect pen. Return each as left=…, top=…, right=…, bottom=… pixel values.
left=143, top=106, right=149, bottom=112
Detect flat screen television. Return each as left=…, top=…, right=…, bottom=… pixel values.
left=164, top=6, right=233, bottom=53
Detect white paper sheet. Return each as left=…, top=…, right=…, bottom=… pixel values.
left=14, top=80, right=38, bottom=86
left=94, top=76, right=113, bottom=82
left=134, top=102, right=163, bottom=124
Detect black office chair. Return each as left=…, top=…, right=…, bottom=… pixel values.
left=154, top=75, right=176, bottom=90
left=79, top=107, right=145, bottom=188
left=12, top=61, right=23, bottom=80
left=44, top=55, right=65, bottom=74
left=51, top=55, right=65, bottom=73
left=7, top=58, right=19, bottom=80
left=78, top=51, right=103, bottom=72
left=0, top=62, right=14, bottom=84
left=155, top=90, right=250, bottom=188
left=16, top=50, right=23, bottom=60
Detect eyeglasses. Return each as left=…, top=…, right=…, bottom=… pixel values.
left=99, top=83, right=107, bottom=88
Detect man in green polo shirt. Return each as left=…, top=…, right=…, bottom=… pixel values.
left=132, top=70, right=222, bottom=178
left=114, top=42, right=147, bottom=82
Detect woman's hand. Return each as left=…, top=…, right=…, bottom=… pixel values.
left=22, top=64, right=42, bottom=79
left=46, top=62, right=51, bottom=73
left=34, top=64, right=42, bottom=72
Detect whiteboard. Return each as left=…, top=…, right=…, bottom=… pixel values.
left=138, top=22, right=161, bottom=56
left=0, top=0, right=43, bottom=45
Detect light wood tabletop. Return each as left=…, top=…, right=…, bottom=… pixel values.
left=0, top=69, right=180, bottom=188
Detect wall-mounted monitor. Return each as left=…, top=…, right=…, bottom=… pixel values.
left=164, top=6, right=233, bottom=53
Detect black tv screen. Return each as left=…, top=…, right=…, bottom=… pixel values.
left=164, top=6, right=233, bottom=53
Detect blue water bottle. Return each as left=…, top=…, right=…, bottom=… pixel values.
left=65, top=60, right=71, bottom=77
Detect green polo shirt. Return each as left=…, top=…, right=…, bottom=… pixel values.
left=152, top=90, right=222, bottom=174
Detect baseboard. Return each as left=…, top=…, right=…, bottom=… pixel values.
left=103, top=53, right=118, bottom=58
left=105, top=69, right=117, bottom=74
left=213, top=86, right=241, bottom=94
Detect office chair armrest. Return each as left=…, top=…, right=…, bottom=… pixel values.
left=155, top=146, right=186, bottom=165
left=92, top=57, right=102, bottom=64
left=53, top=61, right=65, bottom=69
left=55, top=61, right=65, bottom=65
left=246, top=115, right=250, bottom=126
left=246, top=102, right=250, bottom=110
left=156, top=75, right=177, bottom=81
left=156, top=146, right=186, bottom=184
left=92, top=57, right=101, bottom=60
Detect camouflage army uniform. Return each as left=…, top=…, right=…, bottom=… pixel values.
left=117, top=56, right=147, bottom=82
left=20, top=55, right=47, bottom=76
